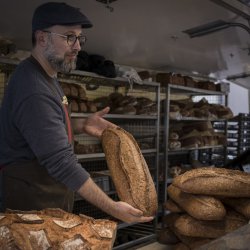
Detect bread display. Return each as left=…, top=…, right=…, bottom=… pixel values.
left=156, top=72, right=185, bottom=86
left=101, top=127, right=158, bottom=216
left=60, top=83, right=71, bottom=96
left=172, top=167, right=250, bottom=197
left=159, top=168, right=250, bottom=249
left=162, top=97, right=233, bottom=120
left=70, top=100, right=79, bottom=112
left=167, top=185, right=226, bottom=220
left=0, top=208, right=117, bottom=250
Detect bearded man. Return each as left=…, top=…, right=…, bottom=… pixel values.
left=0, top=2, right=153, bottom=224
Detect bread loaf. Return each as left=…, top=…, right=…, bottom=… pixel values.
left=173, top=242, right=190, bottom=250
left=172, top=167, right=250, bottom=197
left=174, top=211, right=247, bottom=238
left=157, top=228, right=180, bottom=245
left=0, top=208, right=117, bottom=249
left=101, top=127, right=158, bottom=216
left=222, top=198, right=250, bottom=219
left=162, top=213, right=180, bottom=230
left=164, top=199, right=184, bottom=213
left=167, top=185, right=226, bottom=220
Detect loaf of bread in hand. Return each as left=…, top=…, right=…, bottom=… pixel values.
left=172, top=167, right=250, bottom=197
left=101, top=127, right=158, bottom=216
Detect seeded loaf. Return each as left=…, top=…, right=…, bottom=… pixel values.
left=0, top=208, right=117, bottom=250
left=172, top=167, right=250, bottom=197
left=101, top=127, right=158, bottom=216
left=167, top=184, right=226, bottom=220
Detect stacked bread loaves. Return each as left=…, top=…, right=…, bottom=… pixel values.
left=60, top=82, right=98, bottom=113
left=158, top=167, right=250, bottom=249
left=0, top=208, right=117, bottom=250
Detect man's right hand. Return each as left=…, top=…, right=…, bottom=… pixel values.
left=112, top=201, right=154, bottom=224
left=78, top=178, right=154, bottom=224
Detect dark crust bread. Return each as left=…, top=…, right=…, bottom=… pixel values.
left=101, top=127, right=158, bottom=216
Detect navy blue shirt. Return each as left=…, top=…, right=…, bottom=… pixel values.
left=0, top=56, right=89, bottom=191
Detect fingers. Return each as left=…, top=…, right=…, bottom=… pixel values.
left=137, top=216, right=154, bottom=223
left=129, top=207, right=143, bottom=217
left=119, top=202, right=155, bottom=223
left=95, top=107, right=110, bottom=117
left=128, top=207, right=154, bottom=222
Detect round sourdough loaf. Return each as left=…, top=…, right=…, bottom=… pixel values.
left=101, top=127, right=158, bottom=216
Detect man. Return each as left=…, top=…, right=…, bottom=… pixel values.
left=0, top=2, right=154, bottom=224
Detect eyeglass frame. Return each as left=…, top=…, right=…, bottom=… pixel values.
left=42, top=30, right=87, bottom=46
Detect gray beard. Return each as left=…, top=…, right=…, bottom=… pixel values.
left=44, top=44, right=76, bottom=73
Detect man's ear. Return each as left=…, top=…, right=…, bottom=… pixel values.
left=35, top=30, right=47, bottom=47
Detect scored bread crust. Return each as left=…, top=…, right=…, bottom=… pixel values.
left=172, top=167, right=250, bottom=197
left=167, top=184, right=226, bottom=220
left=101, top=127, right=158, bottom=216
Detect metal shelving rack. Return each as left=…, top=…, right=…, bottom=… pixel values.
left=226, top=113, right=250, bottom=160
left=161, top=84, right=229, bottom=209
left=0, top=57, right=161, bottom=249
left=59, top=69, right=161, bottom=249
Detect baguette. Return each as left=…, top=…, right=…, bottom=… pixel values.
left=172, top=167, right=250, bottom=197
left=101, top=127, right=158, bottom=216
left=167, top=185, right=226, bottom=220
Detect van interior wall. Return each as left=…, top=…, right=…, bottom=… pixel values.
left=228, top=82, right=249, bottom=114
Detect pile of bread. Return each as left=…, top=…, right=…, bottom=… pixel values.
left=168, top=121, right=226, bottom=150
left=158, top=167, right=250, bottom=249
left=156, top=72, right=221, bottom=92
left=60, top=82, right=98, bottom=113
left=0, top=208, right=117, bottom=250
left=94, top=93, right=156, bottom=115
left=60, top=82, right=157, bottom=115
left=163, top=98, right=233, bottom=120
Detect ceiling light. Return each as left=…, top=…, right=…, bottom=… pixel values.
left=183, top=20, right=250, bottom=38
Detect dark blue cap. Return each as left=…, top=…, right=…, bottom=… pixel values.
left=32, top=2, right=93, bottom=32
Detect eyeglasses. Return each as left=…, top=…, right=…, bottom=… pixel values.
left=43, top=30, right=87, bottom=46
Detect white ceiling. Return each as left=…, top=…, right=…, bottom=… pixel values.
left=0, top=0, right=249, bottom=86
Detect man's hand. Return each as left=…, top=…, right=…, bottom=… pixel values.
left=82, top=107, right=117, bottom=138
left=112, top=201, right=154, bottom=224
left=78, top=178, right=154, bottom=224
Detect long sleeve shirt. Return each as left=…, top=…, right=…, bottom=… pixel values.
left=0, top=56, right=89, bottom=191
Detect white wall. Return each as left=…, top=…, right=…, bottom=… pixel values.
left=228, top=82, right=249, bottom=115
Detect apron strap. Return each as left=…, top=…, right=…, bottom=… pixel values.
left=63, top=104, right=73, bottom=144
